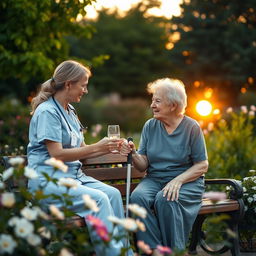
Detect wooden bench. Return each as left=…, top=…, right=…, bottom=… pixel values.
left=1, top=155, right=244, bottom=255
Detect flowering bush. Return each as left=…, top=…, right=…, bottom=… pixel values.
left=204, top=105, right=256, bottom=180
left=0, top=157, right=182, bottom=256
left=239, top=169, right=256, bottom=245
left=0, top=98, right=30, bottom=156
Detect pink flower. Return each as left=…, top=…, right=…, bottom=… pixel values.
left=85, top=215, right=105, bottom=228
left=137, top=240, right=152, bottom=255
left=203, top=191, right=227, bottom=202
left=85, top=215, right=110, bottom=241
left=156, top=245, right=172, bottom=254
left=95, top=226, right=110, bottom=242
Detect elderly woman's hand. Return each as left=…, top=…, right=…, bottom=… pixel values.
left=119, top=139, right=134, bottom=156
left=162, top=178, right=183, bottom=201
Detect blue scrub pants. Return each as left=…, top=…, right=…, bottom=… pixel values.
left=130, top=176, right=205, bottom=250
left=30, top=175, right=133, bottom=256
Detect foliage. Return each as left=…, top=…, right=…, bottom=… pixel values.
left=205, top=106, right=256, bottom=180
left=74, top=93, right=151, bottom=140
left=169, top=0, right=256, bottom=105
left=68, top=2, right=173, bottom=98
left=0, top=98, right=30, bottom=155
left=239, top=170, right=256, bottom=244
left=0, top=0, right=95, bottom=102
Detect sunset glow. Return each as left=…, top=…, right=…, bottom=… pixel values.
left=196, top=100, right=213, bottom=116
left=85, top=0, right=182, bottom=19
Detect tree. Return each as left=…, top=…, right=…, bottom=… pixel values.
left=0, top=0, right=95, bottom=101
left=69, top=2, right=173, bottom=98
left=169, top=0, right=256, bottom=105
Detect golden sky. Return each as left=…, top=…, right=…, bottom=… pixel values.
left=85, top=0, right=182, bottom=19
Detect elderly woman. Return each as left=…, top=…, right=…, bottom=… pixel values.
left=27, top=60, right=133, bottom=256
left=121, top=78, right=208, bottom=253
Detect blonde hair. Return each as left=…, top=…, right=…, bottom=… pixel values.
left=147, top=78, right=187, bottom=115
left=31, top=60, right=91, bottom=114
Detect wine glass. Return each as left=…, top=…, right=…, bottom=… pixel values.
left=107, top=125, right=120, bottom=139
left=108, top=125, right=120, bottom=153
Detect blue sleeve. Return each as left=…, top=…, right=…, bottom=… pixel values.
left=190, top=124, right=208, bottom=163
left=137, top=120, right=150, bottom=155
left=36, top=110, right=62, bottom=144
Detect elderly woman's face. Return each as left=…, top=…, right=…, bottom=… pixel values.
left=150, top=88, right=172, bottom=120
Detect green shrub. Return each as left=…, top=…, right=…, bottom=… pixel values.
left=0, top=98, right=30, bottom=155
left=205, top=107, right=256, bottom=180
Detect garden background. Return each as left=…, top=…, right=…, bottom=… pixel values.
left=0, top=0, right=256, bottom=253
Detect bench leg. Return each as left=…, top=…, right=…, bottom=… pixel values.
left=228, top=219, right=241, bottom=256
left=188, top=215, right=206, bottom=255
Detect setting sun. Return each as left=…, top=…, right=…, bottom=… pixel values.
left=196, top=100, right=213, bottom=116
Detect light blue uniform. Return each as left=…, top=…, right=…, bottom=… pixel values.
left=27, top=97, right=133, bottom=256
left=130, top=117, right=207, bottom=250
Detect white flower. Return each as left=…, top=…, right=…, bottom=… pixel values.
left=58, top=177, right=78, bottom=189
left=241, top=105, right=248, bottom=113
left=45, top=158, right=68, bottom=172
left=136, top=219, right=146, bottom=232
left=8, top=217, right=20, bottom=227
left=1, top=192, right=15, bottom=208
left=38, top=227, right=51, bottom=239
left=128, top=204, right=147, bottom=218
left=49, top=205, right=65, bottom=220
left=252, top=186, right=256, bottom=191
left=59, top=248, right=74, bottom=256
left=226, top=107, right=233, bottom=113
left=0, top=181, right=5, bottom=190
left=82, top=194, right=99, bottom=212
left=119, top=218, right=138, bottom=231
left=27, top=234, right=41, bottom=246
left=226, top=186, right=231, bottom=191
left=9, top=157, right=25, bottom=166
left=249, top=110, right=255, bottom=117
left=247, top=197, right=254, bottom=203
left=243, top=187, right=247, bottom=192
left=250, top=105, right=256, bottom=111
left=2, top=167, right=14, bottom=181
left=24, top=167, right=38, bottom=179
left=33, top=206, right=50, bottom=220
left=108, top=215, right=122, bottom=225
left=245, top=205, right=248, bottom=211
left=249, top=169, right=256, bottom=174
left=14, top=218, right=34, bottom=238
left=21, top=207, right=38, bottom=221
left=0, top=234, right=17, bottom=254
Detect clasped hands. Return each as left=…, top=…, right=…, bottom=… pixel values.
left=103, top=138, right=134, bottom=155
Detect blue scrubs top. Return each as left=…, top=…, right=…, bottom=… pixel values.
left=27, top=97, right=85, bottom=187
left=138, top=116, right=208, bottom=179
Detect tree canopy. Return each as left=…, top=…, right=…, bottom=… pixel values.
left=69, top=2, right=173, bottom=98
left=169, top=0, right=256, bottom=105
left=0, top=0, right=95, bottom=101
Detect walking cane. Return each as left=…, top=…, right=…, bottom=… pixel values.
left=125, top=137, right=133, bottom=218
left=125, top=137, right=133, bottom=255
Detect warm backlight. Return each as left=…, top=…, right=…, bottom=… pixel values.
left=196, top=100, right=213, bottom=116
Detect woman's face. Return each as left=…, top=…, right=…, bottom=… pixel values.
left=68, top=76, right=89, bottom=103
left=150, top=88, right=173, bottom=121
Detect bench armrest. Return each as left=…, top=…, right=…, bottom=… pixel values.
left=205, top=178, right=243, bottom=200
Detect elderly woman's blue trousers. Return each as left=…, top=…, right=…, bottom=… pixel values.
left=130, top=176, right=205, bottom=250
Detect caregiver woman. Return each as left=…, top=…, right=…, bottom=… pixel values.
left=27, top=60, right=133, bottom=256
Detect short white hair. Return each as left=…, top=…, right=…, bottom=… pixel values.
left=147, top=78, right=187, bottom=115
